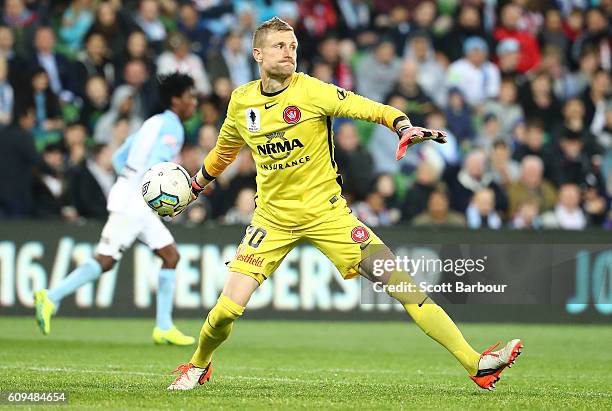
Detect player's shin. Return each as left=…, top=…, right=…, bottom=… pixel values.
left=190, top=294, right=245, bottom=368
left=47, top=258, right=103, bottom=307
left=386, top=270, right=480, bottom=375
left=156, top=269, right=176, bottom=330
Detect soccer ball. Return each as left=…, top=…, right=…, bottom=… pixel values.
left=141, top=162, right=192, bottom=217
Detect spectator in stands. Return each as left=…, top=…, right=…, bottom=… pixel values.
left=445, top=87, right=475, bottom=145
left=59, top=0, right=95, bottom=54
left=424, top=109, right=461, bottom=169
left=554, top=98, right=601, bottom=157
left=598, top=102, right=612, bottom=151
left=30, top=67, right=64, bottom=151
left=30, top=26, right=73, bottom=97
left=355, top=39, right=401, bottom=103
left=336, top=0, right=371, bottom=38
left=494, top=3, right=541, bottom=73
left=541, top=183, right=586, bottom=230
left=206, top=30, right=256, bottom=87
left=73, top=32, right=115, bottom=97
left=401, top=161, right=441, bottom=222
left=334, top=121, right=374, bottom=200
left=387, top=60, right=433, bottom=127
left=63, top=122, right=88, bottom=167
left=115, top=30, right=156, bottom=83
left=352, top=190, right=399, bottom=227
left=513, top=119, right=556, bottom=183
left=177, top=2, right=213, bottom=60
left=67, top=143, right=113, bottom=220
left=507, top=155, right=557, bottom=217
left=519, top=70, right=561, bottom=132
left=0, top=25, right=27, bottom=90
left=79, top=75, right=109, bottom=134
left=437, top=5, right=487, bottom=62
left=583, top=69, right=610, bottom=134
left=466, top=188, right=502, bottom=229
left=299, top=0, right=338, bottom=39
left=474, top=113, right=502, bottom=153
left=123, top=58, right=159, bottom=118
left=0, top=55, right=13, bottom=127
left=198, top=124, right=217, bottom=155
left=539, top=8, right=569, bottom=57
left=483, top=78, right=524, bottom=139
left=2, top=0, right=37, bottom=56
left=490, top=140, right=520, bottom=187
left=565, top=49, right=599, bottom=100
left=87, top=0, right=132, bottom=60
left=404, top=31, right=446, bottom=108
left=552, top=128, right=594, bottom=186
left=0, top=104, right=40, bottom=218
left=450, top=149, right=507, bottom=213
left=134, top=0, right=167, bottom=52
left=446, top=36, right=500, bottom=108
left=223, top=187, right=256, bottom=225
left=94, top=84, right=142, bottom=144
left=495, top=38, right=521, bottom=80
left=157, top=31, right=211, bottom=96
left=32, top=143, right=78, bottom=221
left=316, top=34, right=354, bottom=90
left=412, top=185, right=466, bottom=228
left=368, top=95, right=416, bottom=175
left=510, top=197, right=542, bottom=229
left=571, top=7, right=610, bottom=70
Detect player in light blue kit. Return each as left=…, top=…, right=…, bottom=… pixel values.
left=34, top=73, right=197, bottom=345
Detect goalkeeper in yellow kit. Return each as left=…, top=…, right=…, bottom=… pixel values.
left=167, top=17, right=522, bottom=391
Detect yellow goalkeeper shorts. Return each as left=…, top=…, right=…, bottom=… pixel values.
left=227, top=196, right=384, bottom=284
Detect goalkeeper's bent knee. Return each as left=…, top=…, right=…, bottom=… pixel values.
left=208, top=294, right=245, bottom=329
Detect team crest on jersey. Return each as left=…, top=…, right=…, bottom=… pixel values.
left=246, top=107, right=261, bottom=132
left=351, top=226, right=370, bottom=243
left=283, top=106, right=301, bottom=124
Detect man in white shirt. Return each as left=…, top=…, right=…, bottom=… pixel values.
left=446, top=36, right=500, bottom=108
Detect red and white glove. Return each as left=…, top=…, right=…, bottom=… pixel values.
left=395, top=126, right=448, bottom=160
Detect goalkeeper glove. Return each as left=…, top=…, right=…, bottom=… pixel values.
left=395, top=126, right=448, bottom=160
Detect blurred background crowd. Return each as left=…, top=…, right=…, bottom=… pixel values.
left=0, top=0, right=610, bottom=230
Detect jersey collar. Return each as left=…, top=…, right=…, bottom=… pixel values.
left=259, top=77, right=292, bottom=97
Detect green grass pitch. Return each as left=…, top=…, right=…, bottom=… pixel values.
left=1, top=317, right=611, bottom=410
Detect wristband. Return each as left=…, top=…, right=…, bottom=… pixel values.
left=191, top=177, right=205, bottom=196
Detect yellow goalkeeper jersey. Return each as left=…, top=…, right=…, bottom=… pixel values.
left=204, top=72, right=405, bottom=228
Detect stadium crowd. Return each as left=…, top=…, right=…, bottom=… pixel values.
left=0, top=0, right=610, bottom=230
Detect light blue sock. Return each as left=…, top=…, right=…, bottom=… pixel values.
left=156, top=269, right=176, bottom=331
left=47, top=258, right=103, bottom=307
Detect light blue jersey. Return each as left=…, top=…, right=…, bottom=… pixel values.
left=112, top=110, right=184, bottom=176
left=107, top=110, right=185, bottom=214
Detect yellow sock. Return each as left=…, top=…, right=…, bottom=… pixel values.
left=403, top=303, right=480, bottom=375
left=190, top=294, right=245, bottom=368
left=384, top=270, right=480, bottom=375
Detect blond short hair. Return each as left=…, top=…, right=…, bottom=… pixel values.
left=252, top=17, right=294, bottom=49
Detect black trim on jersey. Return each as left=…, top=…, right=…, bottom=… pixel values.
left=260, top=82, right=290, bottom=97
left=326, top=116, right=336, bottom=169
left=201, top=165, right=216, bottom=182
left=325, top=116, right=343, bottom=188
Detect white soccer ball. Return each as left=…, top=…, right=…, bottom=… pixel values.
left=141, top=162, right=192, bottom=217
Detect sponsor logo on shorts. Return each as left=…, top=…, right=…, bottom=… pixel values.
left=283, top=106, right=301, bottom=124
left=236, top=253, right=265, bottom=267
left=351, top=226, right=370, bottom=243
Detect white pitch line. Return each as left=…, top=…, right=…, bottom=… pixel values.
left=0, top=365, right=610, bottom=398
